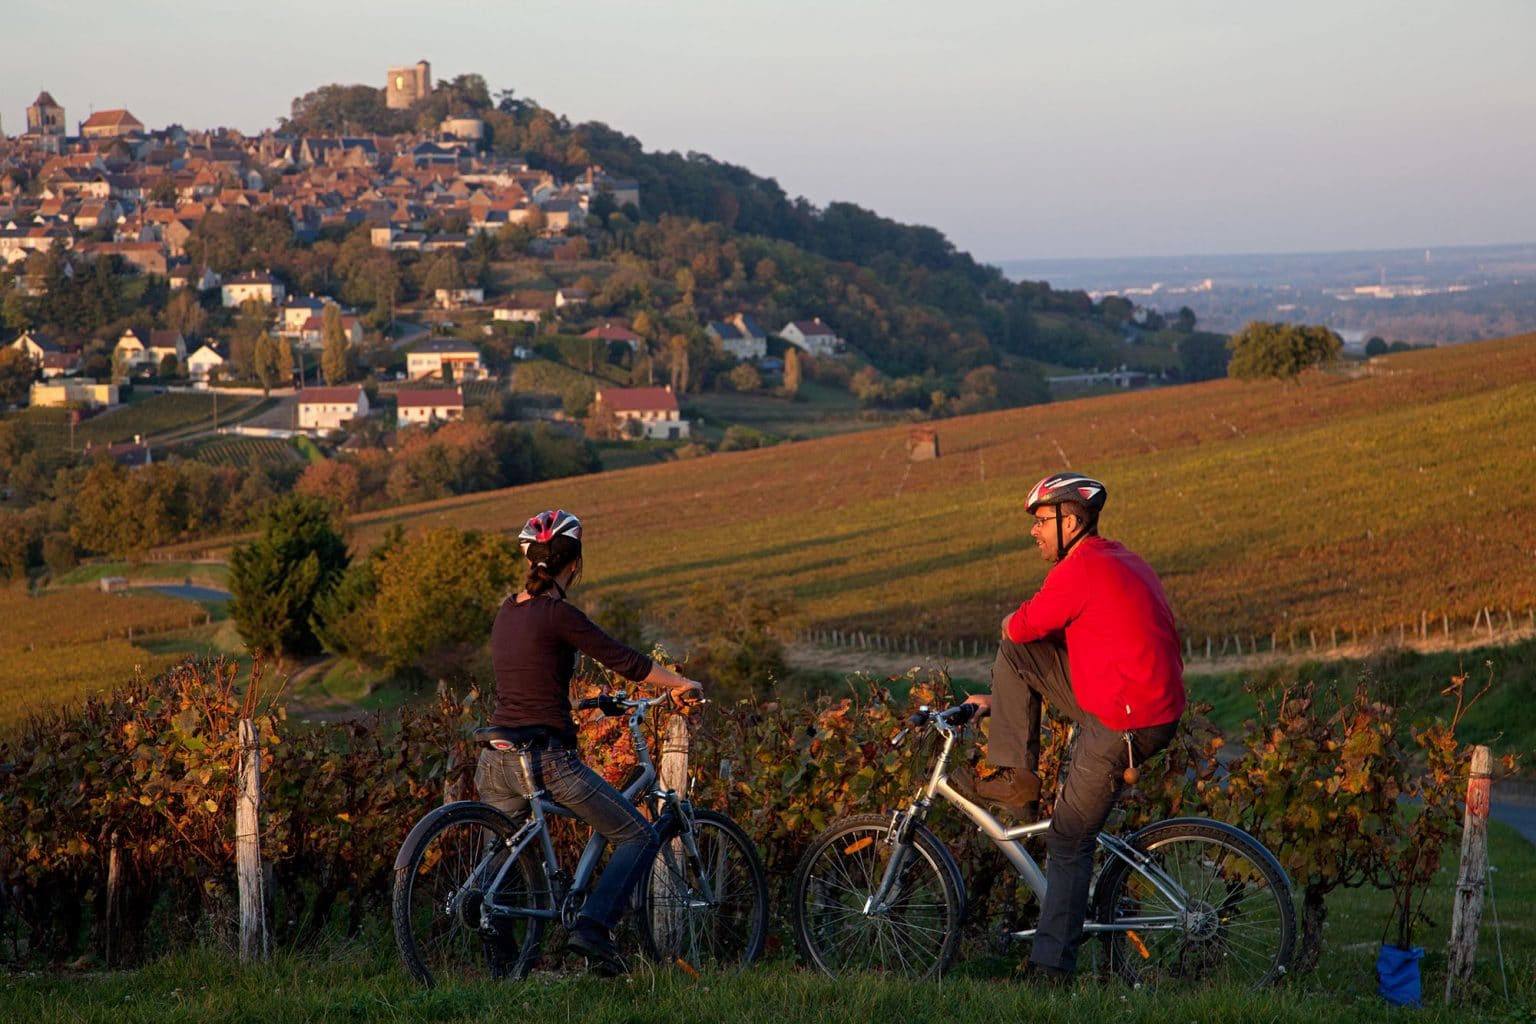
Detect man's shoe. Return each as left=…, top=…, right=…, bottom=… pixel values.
left=950, top=764, right=1041, bottom=814
left=567, top=924, right=629, bottom=977
left=1028, top=960, right=1072, bottom=987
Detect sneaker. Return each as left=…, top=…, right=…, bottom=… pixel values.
left=950, top=764, right=1041, bottom=815
left=567, top=924, right=629, bottom=977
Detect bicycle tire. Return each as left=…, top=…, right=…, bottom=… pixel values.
left=1092, top=817, right=1295, bottom=989
left=638, top=808, right=769, bottom=970
left=792, top=813, right=965, bottom=978
left=392, top=802, right=549, bottom=986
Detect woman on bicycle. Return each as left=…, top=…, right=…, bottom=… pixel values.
left=475, top=508, right=704, bottom=975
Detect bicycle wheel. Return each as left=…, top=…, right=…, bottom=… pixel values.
left=393, top=802, right=549, bottom=986
left=638, top=808, right=768, bottom=970
left=792, top=813, right=965, bottom=978
left=1092, top=818, right=1295, bottom=989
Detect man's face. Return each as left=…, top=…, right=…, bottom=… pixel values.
left=1028, top=507, right=1078, bottom=563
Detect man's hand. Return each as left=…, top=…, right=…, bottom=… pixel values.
left=962, top=694, right=992, bottom=717
left=999, top=612, right=1013, bottom=641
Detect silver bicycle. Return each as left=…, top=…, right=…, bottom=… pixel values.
left=393, top=692, right=768, bottom=985
left=792, top=703, right=1295, bottom=987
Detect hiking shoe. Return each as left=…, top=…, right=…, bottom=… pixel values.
left=567, top=925, right=628, bottom=977
left=950, top=764, right=1041, bottom=815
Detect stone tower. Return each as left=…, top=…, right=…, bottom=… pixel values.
left=26, top=91, right=65, bottom=137
left=385, top=60, right=432, bottom=110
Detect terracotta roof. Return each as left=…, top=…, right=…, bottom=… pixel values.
left=583, top=323, right=641, bottom=342
left=298, top=387, right=365, bottom=405
left=397, top=388, right=464, bottom=407
left=597, top=387, right=679, bottom=414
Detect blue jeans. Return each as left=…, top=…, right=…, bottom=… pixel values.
left=475, top=746, right=658, bottom=934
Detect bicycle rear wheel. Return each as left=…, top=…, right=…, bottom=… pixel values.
left=1092, top=818, right=1295, bottom=989
left=792, top=813, right=965, bottom=978
left=392, top=802, right=549, bottom=986
left=638, top=808, right=769, bottom=970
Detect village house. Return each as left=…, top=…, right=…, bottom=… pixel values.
left=780, top=317, right=844, bottom=356
left=554, top=287, right=589, bottom=308
left=297, top=386, right=370, bottom=432
left=280, top=294, right=330, bottom=335
left=221, top=270, right=287, bottom=308
left=297, top=313, right=363, bottom=350
left=582, top=323, right=643, bottom=352
left=593, top=385, right=690, bottom=441
left=30, top=378, right=119, bottom=409
left=493, top=292, right=554, bottom=323
left=406, top=338, right=484, bottom=381
left=396, top=387, right=465, bottom=426
left=706, top=313, right=768, bottom=361
left=186, top=342, right=226, bottom=381
left=79, top=109, right=146, bottom=140
left=9, top=330, right=79, bottom=378
left=434, top=286, right=485, bottom=310
left=167, top=263, right=220, bottom=292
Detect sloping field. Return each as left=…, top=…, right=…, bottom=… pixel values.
left=215, top=335, right=1536, bottom=645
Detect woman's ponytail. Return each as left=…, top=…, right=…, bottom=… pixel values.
left=524, top=539, right=580, bottom=596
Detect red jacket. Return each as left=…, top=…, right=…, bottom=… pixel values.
left=1006, top=535, right=1185, bottom=731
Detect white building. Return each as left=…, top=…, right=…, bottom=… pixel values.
left=221, top=270, right=287, bottom=309
left=297, top=386, right=370, bottom=432
left=780, top=317, right=843, bottom=356
left=396, top=387, right=465, bottom=426
left=594, top=386, right=690, bottom=441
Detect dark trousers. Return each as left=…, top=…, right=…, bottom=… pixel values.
left=475, top=746, right=659, bottom=933
left=989, top=638, right=1178, bottom=973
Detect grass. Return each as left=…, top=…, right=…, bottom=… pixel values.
left=3, top=821, right=1530, bottom=1022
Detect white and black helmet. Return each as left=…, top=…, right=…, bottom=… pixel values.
left=1025, top=472, right=1107, bottom=515
left=518, top=509, right=582, bottom=556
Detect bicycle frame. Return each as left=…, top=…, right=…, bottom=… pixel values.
left=868, top=707, right=1193, bottom=943
left=469, top=693, right=719, bottom=928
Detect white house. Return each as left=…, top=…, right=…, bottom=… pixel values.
left=297, top=386, right=370, bottom=432
left=780, top=317, right=843, bottom=356
left=435, top=287, right=485, bottom=310
left=594, top=385, right=690, bottom=441
left=9, top=330, right=78, bottom=377
left=707, top=313, right=768, bottom=361
left=221, top=270, right=286, bottom=308
left=280, top=294, right=330, bottom=335
left=186, top=342, right=226, bottom=381
left=494, top=292, right=554, bottom=323
left=406, top=339, right=484, bottom=381
left=396, top=387, right=465, bottom=426
left=146, top=330, right=187, bottom=371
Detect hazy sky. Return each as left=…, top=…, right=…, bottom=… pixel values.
left=5, top=0, right=1534, bottom=262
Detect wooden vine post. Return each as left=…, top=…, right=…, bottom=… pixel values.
left=1444, top=745, right=1492, bottom=1004
left=654, top=712, right=691, bottom=955
left=236, top=718, right=268, bottom=962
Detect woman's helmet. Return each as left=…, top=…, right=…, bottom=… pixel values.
left=518, top=509, right=582, bottom=555
left=1025, top=473, right=1107, bottom=514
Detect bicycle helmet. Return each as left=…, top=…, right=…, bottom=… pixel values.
left=1025, top=473, right=1107, bottom=514
left=518, top=509, right=582, bottom=555
left=1025, top=472, right=1105, bottom=560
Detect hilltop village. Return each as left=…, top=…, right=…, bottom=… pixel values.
left=0, top=64, right=866, bottom=444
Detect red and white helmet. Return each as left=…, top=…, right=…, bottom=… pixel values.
left=1025, top=473, right=1107, bottom=514
left=518, top=509, right=582, bottom=554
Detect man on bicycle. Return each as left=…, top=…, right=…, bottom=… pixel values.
left=957, top=471, right=1185, bottom=983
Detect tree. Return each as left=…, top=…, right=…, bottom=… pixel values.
left=1177, top=332, right=1230, bottom=382
left=1364, top=336, right=1388, bottom=357
left=728, top=362, right=761, bottom=392
left=370, top=526, right=519, bottom=675
left=0, top=347, right=35, bottom=406
left=782, top=347, right=802, bottom=398
left=1174, top=306, right=1198, bottom=333
left=228, top=495, right=349, bottom=660
left=667, top=334, right=690, bottom=394
left=1226, top=321, right=1342, bottom=382
left=165, top=288, right=206, bottom=338
left=320, top=304, right=351, bottom=385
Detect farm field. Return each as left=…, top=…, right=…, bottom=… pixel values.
left=12, top=391, right=266, bottom=454
left=0, top=586, right=212, bottom=726
left=284, top=333, right=1536, bottom=648
left=186, top=435, right=305, bottom=470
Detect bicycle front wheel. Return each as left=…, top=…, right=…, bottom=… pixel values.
left=392, top=802, right=549, bottom=986
left=1092, top=818, right=1295, bottom=989
left=639, top=808, right=769, bottom=970
left=792, top=813, right=965, bottom=978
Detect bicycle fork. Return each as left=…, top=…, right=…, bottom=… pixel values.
left=862, top=807, right=922, bottom=915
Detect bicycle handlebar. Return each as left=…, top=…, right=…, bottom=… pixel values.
left=892, top=702, right=977, bottom=747
left=576, top=690, right=707, bottom=717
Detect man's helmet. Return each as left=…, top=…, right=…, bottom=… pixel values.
left=518, top=509, right=582, bottom=554
left=1025, top=473, right=1107, bottom=514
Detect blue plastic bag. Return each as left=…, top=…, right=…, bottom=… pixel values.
left=1376, top=943, right=1424, bottom=1006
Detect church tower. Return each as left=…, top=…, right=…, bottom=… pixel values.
left=385, top=60, right=432, bottom=110
left=25, top=91, right=65, bottom=153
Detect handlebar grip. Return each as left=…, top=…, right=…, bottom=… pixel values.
left=906, top=709, right=930, bottom=727
left=947, top=703, right=979, bottom=726
left=576, top=697, right=603, bottom=711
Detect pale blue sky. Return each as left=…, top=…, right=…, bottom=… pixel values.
left=5, top=0, right=1534, bottom=261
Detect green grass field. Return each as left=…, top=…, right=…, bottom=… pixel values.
left=4, top=820, right=1530, bottom=1022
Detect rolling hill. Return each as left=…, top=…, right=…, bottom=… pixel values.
left=202, top=332, right=1536, bottom=650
